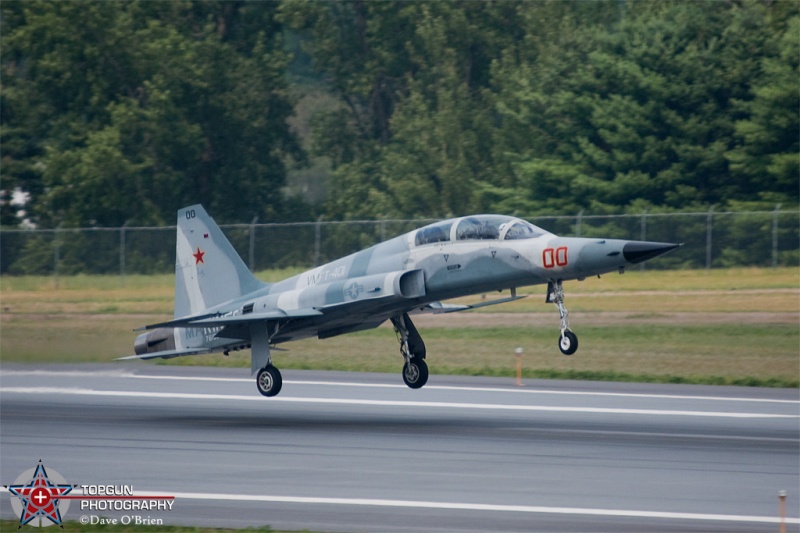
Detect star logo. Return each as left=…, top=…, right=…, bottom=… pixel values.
left=193, top=247, right=205, bottom=265
left=344, top=282, right=364, bottom=300
left=5, top=461, right=75, bottom=528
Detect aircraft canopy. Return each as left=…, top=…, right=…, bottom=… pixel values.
left=414, top=215, right=549, bottom=246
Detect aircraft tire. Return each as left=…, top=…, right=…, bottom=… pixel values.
left=256, top=365, right=283, bottom=397
left=403, top=359, right=429, bottom=389
left=558, top=331, right=578, bottom=356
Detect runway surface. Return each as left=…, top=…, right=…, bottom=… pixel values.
left=1, top=364, right=798, bottom=533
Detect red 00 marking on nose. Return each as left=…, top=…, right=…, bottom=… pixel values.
left=543, top=247, right=568, bottom=268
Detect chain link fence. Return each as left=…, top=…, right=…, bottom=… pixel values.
left=1, top=209, right=797, bottom=277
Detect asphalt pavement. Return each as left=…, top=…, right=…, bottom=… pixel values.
left=1, top=364, right=798, bottom=533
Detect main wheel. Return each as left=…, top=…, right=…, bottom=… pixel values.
left=256, top=365, right=283, bottom=397
left=402, top=359, right=429, bottom=389
left=558, top=331, right=578, bottom=355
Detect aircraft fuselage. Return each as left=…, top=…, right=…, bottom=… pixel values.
left=184, top=215, right=673, bottom=345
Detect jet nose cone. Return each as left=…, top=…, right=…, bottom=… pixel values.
left=622, top=241, right=680, bottom=265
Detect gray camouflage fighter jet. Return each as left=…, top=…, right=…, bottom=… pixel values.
left=123, top=205, right=678, bottom=397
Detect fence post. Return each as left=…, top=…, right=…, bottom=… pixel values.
left=706, top=206, right=715, bottom=270
left=772, top=204, right=781, bottom=269
left=314, top=216, right=323, bottom=267
left=53, top=225, right=62, bottom=288
left=120, top=221, right=129, bottom=285
left=249, top=216, right=258, bottom=271
left=575, top=210, right=583, bottom=237
left=640, top=210, right=648, bottom=271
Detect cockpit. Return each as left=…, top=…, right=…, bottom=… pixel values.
left=414, top=215, right=550, bottom=246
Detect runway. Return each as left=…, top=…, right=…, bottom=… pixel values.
left=1, top=364, right=798, bottom=533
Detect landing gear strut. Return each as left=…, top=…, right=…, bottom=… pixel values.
left=547, top=280, right=578, bottom=355
left=391, top=313, right=429, bottom=389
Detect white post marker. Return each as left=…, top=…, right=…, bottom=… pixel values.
left=779, top=490, right=787, bottom=533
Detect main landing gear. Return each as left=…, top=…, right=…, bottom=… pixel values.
left=256, top=365, right=283, bottom=397
left=547, top=280, right=578, bottom=356
left=251, top=323, right=283, bottom=397
left=391, top=313, right=428, bottom=389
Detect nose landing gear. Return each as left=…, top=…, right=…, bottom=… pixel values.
left=547, top=280, right=578, bottom=355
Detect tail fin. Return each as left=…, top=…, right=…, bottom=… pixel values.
left=174, top=205, right=267, bottom=318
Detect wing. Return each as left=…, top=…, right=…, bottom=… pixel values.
left=117, top=347, right=214, bottom=361
left=414, top=293, right=527, bottom=314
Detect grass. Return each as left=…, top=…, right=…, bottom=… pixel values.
left=1, top=268, right=798, bottom=387
left=1, top=267, right=797, bottom=314
left=161, top=324, right=798, bottom=387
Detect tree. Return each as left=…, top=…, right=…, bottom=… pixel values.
left=285, top=1, right=521, bottom=218
left=726, top=13, right=799, bottom=206
left=372, top=3, right=501, bottom=218
left=1, top=1, right=303, bottom=227
left=491, top=0, right=796, bottom=214
left=3, top=0, right=796, bottom=230
left=279, top=1, right=417, bottom=161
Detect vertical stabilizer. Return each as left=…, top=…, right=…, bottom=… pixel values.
left=174, top=205, right=266, bottom=318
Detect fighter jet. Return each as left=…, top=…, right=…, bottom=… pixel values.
left=123, top=205, right=678, bottom=397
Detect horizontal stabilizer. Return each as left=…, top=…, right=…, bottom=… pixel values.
left=138, top=308, right=324, bottom=330
left=190, top=308, right=324, bottom=327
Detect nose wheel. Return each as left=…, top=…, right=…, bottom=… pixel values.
left=558, top=330, right=578, bottom=355
left=548, top=280, right=579, bottom=355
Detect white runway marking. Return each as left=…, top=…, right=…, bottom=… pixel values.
left=144, top=490, right=800, bottom=525
left=2, top=369, right=797, bottom=404
left=1, top=486, right=796, bottom=525
left=1, top=387, right=796, bottom=419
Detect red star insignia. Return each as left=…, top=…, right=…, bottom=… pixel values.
left=6, top=461, right=74, bottom=528
left=193, top=247, right=205, bottom=265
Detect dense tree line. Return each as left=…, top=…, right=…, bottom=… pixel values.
left=2, top=0, right=797, bottom=228
left=2, top=1, right=302, bottom=227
